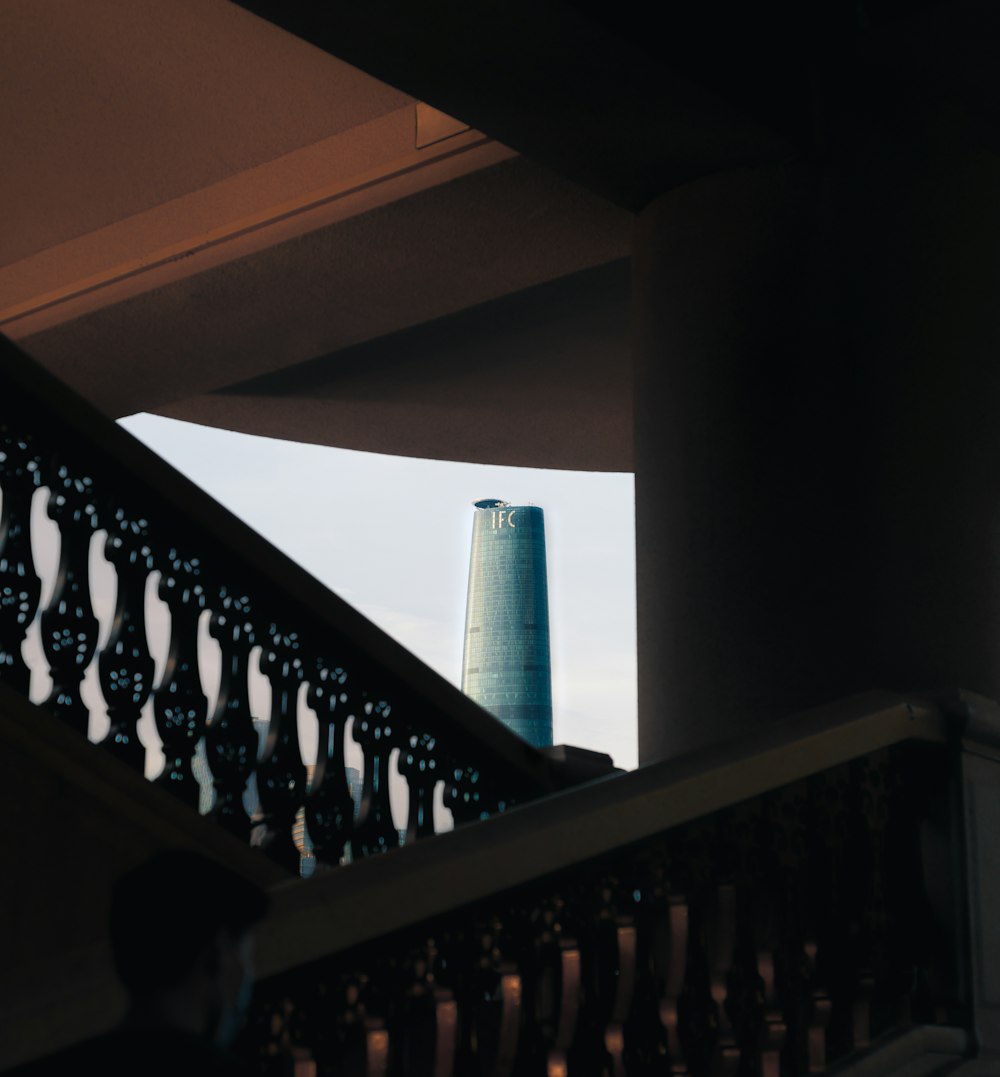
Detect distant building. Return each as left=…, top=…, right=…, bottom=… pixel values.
left=345, top=765, right=362, bottom=820
left=461, top=499, right=553, bottom=747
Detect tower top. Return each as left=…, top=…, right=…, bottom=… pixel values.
left=473, top=498, right=508, bottom=509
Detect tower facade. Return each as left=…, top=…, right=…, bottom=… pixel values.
left=461, top=499, right=553, bottom=747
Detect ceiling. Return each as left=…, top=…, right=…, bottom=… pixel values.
left=0, top=0, right=805, bottom=470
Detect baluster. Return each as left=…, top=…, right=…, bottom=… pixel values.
left=432, top=988, right=458, bottom=1077
left=305, top=662, right=355, bottom=867
left=529, top=898, right=582, bottom=1075
left=848, top=756, right=888, bottom=1052
left=657, top=895, right=690, bottom=1075
left=352, top=697, right=400, bottom=857
left=445, top=763, right=511, bottom=827
left=259, top=996, right=309, bottom=1077
left=571, top=873, right=629, bottom=1076
left=807, top=765, right=852, bottom=1065
left=753, top=902, right=788, bottom=1077
left=40, top=464, right=99, bottom=733
left=205, top=588, right=257, bottom=841
left=803, top=940, right=832, bottom=1074
left=549, top=939, right=581, bottom=1077
left=706, top=885, right=740, bottom=1077
left=446, top=763, right=484, bottom=826
left=97, top=507, right=155, bottom=770
left=0, top=432, right=41, bottom=693
left=618, top=863, right=669, bottom=1071
left=257, top=626, right=307, bottom=874
left=153, top=549, right=208, bottom=808
left=397, top=729, right=439, bottom=844
left=299, top=972, right=371, bottom=1077
left=761, top=783, right=813, bottom=1073
left=365, top=1018, right=390, bottom=1077
left=450, top=916, right=522, bottom=1077
left=393, top=938, right=452, bottom=1077
left=493, top=966, right=523, bottom=1077
left=603, top=919, right=637, bottom=1077
left=808, top=994, right=833, bottom=1073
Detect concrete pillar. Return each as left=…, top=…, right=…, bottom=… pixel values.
left=634, top=134, right=1000, bottom=763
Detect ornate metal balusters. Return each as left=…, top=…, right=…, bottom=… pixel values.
left=390, top=938, right=457, bottom=1077
left=563, top=872, right=631, bottom=1076
left=351, top=967, right=392, bottom=1077
left=657, top=893, right=690, bottom=1075
left=754, top=950, right=785, bottom=1077
left=807, top=766, right=852, bottom=1063
left=444, top=916, right=523, bottom=1077
left=40, top=464, right=100, bottom=733
left=305, top=662, right=355, bottom=867
left=628, top=878, right=688, bottom=1072
left=153, top=550, right=208, bottom=807
left=352, top=697, right=401, bottom=857
left=679, top=872, right=732, bottom=1069
left=444, top=763, right=512, bottom=828
left=97, top=506, right=155, bottom=770
left=445, top=764, right=484, bottom=827
left=620, top=859, right=677, bottom=1072
left=528, top=897, right=582, bottom=1076
left=366, top=1018, right=391, bottom=1077
left=432, top=988, right=458, bottom=1077
left=0, top=432, right=41, bottom=692
left=759, top=782, right=812, bottom=1072
left=492, top=966, right=523, bottom=1077
left=739, top=795, right=787, bottom=1077
left=205, top=588, right=258, bottom=841
left=237, top=990, right=314, bottom=1077
left=749, top=897, right=788, bottom=1077
left=801, top=939, right=831, bottom=1074
left=397, top=729, right=439, bottom=844
left=602, top=917, right=638, bottom=1077
left=847, top=754, right=891, bottom=1051
left=552, top=940, right=582, bottom=1077
left=257, top=626, right=307, bottom=873
left=300, top=973, right=373, bottom=1077
left=242, top=747, right=941, bottom=1077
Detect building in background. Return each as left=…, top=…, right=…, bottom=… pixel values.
left=461, top=499, right=553, bottom=747
left=345, top=765, right=362, bottom=820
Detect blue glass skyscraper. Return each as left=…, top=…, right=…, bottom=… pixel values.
left=461, top=499, right=553, bottom=747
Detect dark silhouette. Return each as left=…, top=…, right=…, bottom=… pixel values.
left=11, top=851, right=269, bottom=1076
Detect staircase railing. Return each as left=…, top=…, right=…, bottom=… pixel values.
left=237, top=691, right=997, bottom=1076
left=0, top=333, right=563, bottom=874
left=6, top=332, right=995, bottom=1073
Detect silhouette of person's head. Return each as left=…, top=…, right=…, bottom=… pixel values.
left=109, top=851, right=269, bottom=1048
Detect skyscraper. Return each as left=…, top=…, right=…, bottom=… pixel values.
left=461, top=499, right=553, bottom=747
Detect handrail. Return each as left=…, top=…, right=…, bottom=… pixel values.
left=256, top=689, right=958, bottom=975
left=0, top=333, right=559, bottom=872
left=243, top=689, right=988, bottom=1076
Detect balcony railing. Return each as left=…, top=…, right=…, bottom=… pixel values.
left=237, top=691, right=995, bottom=1076
left=4, top=332, right=995, bottom=1074
left=0, top=334, right=564, bottom=874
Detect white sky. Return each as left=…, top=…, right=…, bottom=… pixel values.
left=118, top=415, right=639, bottom=769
